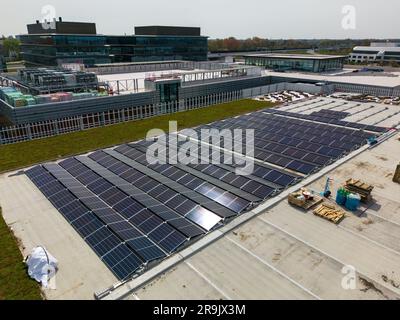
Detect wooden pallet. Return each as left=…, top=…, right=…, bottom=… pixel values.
left=313, top=203, right=345, bottom=224
left=288, top=191, right=323, bottom=210
left=344, top=178, right=373, bottom=203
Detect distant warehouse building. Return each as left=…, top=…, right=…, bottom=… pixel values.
left=244, top=54, right=346, bottom=73
left=349, top=42, right=400, bottom=64
left=19, top=18, right=208, bottom=67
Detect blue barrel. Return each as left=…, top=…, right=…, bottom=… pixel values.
left=336, top=189, right=347, bottom=206
left=346, top=193, right=361, bottom=211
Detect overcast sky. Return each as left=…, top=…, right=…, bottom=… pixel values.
left=1, top=0, right=399, bottom=39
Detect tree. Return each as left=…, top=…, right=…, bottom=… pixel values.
left=3, top=37, right=21, bottom=59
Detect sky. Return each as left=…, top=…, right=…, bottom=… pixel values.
left=1, top=0, right=399, bottom=39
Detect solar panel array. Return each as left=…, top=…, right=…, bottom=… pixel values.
left=310, top=109, right=350, bottom=120
left=263, top=109, right=388, bottom=133
left=25, top=107, right=380, bottom=280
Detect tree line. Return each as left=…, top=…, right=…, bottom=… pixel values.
left=208, top=37, right=377, bottom=53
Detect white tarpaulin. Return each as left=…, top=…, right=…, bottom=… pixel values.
left=25, top=246, right=58, bottom=289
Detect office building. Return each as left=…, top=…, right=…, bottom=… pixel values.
left=244, top=53, right=346, bottom=73
left=20, top=19, right=208, bottom=67
left=349, top=42, right=400, bottom=64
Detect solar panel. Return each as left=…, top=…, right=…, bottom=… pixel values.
left=26, top=106, right=380, bottom=281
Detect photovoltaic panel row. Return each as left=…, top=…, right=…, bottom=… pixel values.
left=113, top=144, right=254, bottom=215
left=196, top=122, right=331, bottom=169
left=209, top=118, right=347, bottom=160
left=25, top=165, right=145, bottom=280
left=58, top=158, right=192, bottom=254
left=310, top=109, right=350, bottom=120
left=198, top=110, right=373, bottom=158
left=263, top=109, right=388, bottom=133
left=216, top=112, right=371, bottom=149
left=182, top=125, right=318, bottom=175
left=124, top=141, right=273, bottom=201
left=79, top=151, right=224, bottom=231
left=42, top=162, right=177, bottom=263
left=132, top=138, right=298, bottom=197
left=247, top=112, right=375, bottom=148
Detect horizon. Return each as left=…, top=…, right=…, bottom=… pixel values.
left=1, top=0, right=399, bottom=39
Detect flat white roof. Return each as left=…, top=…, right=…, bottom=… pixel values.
left=245, top=53, right=346, bottom=60
left=353, top=46, right=400, bottom=52
left=264, top=70, right=400, bottom=88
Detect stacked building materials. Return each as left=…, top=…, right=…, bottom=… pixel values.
left=344, top=179, right=374, bottom=203
left=313, top=203, right=345, bottom=224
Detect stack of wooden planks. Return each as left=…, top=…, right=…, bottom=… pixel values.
left=344, top=178, right=373, bottom=203
left=313, top=203, right=345, bottom=224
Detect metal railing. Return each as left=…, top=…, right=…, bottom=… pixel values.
left=2, top=81, right=397, bottom=146
left=0, top=90, right=243, bottom=145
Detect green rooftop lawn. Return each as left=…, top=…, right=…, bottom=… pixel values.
left=0, top=99, right=274, bottom=173
left=0, top=207, right=42, bottom=300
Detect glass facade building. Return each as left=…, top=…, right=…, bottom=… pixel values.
left=20, top=21, right=208, bottom=67
left=245, top=54, right=345, bottom=73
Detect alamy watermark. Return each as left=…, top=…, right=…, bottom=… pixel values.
left=341, top=265, right=357, bottom=290
left=146, top=121, right=255, bottom=176
left=40, top=5, right=57, bottom=30
left=341, top=5, right=356, bottom=30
